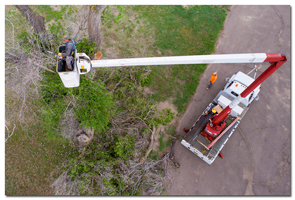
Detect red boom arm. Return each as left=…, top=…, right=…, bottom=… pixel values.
left=212, top=53, right=287, bottom=125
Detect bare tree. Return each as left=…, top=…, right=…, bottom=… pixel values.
left=88, top=5, right=107, bottom=52
left=5, top=15, right=56, bottom=132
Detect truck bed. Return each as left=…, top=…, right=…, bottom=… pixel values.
left=212, top=90, right=249, bottom=119
left=181, top=91, right=249, bottom=165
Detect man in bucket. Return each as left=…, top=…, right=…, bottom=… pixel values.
left=58, top=35, right=76, bottom=71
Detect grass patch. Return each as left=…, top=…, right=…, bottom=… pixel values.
left=133, top=5, right=228, bottom=113
left=5, top=122, right=77, bottom=195
left=158, top=133, right=171, bottom=152
left=148, top=150, right=160, bottom=160
left=101, top=5, right=157, bottom=59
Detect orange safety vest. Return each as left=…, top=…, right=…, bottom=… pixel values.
left=210, top=74, right=217, bottom=83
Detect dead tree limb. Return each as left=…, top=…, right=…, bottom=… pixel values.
left=33, top=62, right=56, bottom=74
left=140, top=126, right=156, bottom=162
left=5, top=124, right=16, bottom=142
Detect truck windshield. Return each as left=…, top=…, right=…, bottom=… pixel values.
left=227, top=81, right=234, bottom=88
left=231, top=91, right=239, bottom=97
left=249, top=92, right=254, bottom=102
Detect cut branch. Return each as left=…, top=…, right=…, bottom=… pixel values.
left=140, top=126, right=156, bottom=162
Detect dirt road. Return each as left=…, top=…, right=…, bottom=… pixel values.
left=165, top=5, right=291, bottom=195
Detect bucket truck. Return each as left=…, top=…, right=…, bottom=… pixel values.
left=56, top=45, right=287, bottom=164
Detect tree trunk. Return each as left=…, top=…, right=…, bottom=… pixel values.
left=14, top=5, right=49, bottom=50
left=14, top=5, right=46, bottom=34
left=87, top=5, right=107, bottom=52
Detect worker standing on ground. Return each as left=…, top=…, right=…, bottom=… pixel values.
left=207, top=72, right=218, bottom=90
left=58, top=35, right=76, bottom=71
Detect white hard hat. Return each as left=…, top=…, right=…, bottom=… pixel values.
left=213, top=72, right=217, bottom=75
left=62, top=35, right=70, bottom=40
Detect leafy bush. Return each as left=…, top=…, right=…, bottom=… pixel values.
left=74, top=77, right=115, bottom=132
left=113, top=135, right=135, bottom=159
left=76, top=38, right=97, bottom=56
left=48, top=21, right=65, bottom=49
left=40, top=69, right=115, bottom=137
left=147, top=108, right=174, bottom=128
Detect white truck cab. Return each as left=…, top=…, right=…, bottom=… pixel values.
left=223, top=71, right=261, bottom=106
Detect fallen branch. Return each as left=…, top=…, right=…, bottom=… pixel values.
left=169, top=139, right=180, bottom=168
left=33, top=62, right=56, bottom=74
left=140, top=125, right=156, bottom=162
left=111, top=77, right=126, bottom=92
left=63, top=101, right=72, bottom=116
left=5, top=124, right=16, bottom=142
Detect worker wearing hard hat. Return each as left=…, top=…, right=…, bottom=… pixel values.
left=207, top=72, right=218, bottom=90
left=58, top=35, right=76, bottom=71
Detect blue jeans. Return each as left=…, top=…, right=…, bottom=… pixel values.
left=208, top=81, right=213, bottom=88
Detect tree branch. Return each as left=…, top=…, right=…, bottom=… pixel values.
left=5, top=124, right=16, bottom=142
left=140, top=126, right=156, bottom=162
left=31, top=60, right=56, bottom=74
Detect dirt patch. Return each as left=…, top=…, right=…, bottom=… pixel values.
left=50, top=5, right=61, bottom=11
left=156, top=99, right=177, bottom=112
left=142, top=86, right=154, bottom=95
left=156, top=98, right=178, bottom=124
left=182, top=5, right=194, bottom=10
left=151, top=99, right=179, bottom=152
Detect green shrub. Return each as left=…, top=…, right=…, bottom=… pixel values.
left=76, top=38, right=97, bottom=56
left=40, top=68, right=115, bottom=138
left=74, top=78, right=115, bottom=132
left=48, top=21, right=65, bottom=49
left=148, top=108, right=174, bottom=128
left=113, top=135, right=135, bottom=159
